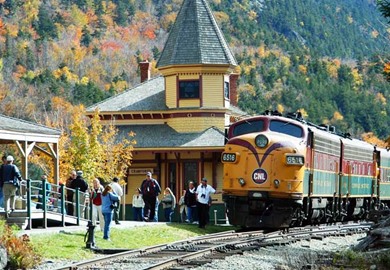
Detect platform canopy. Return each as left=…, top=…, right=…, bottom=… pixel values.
left=0, top=114, right=61, bottom=183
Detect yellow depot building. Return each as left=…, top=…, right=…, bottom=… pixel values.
left=86, top=0, right=247, bottom=222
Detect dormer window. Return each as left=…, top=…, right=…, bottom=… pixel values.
left=179, top=80, right=199, bottom=99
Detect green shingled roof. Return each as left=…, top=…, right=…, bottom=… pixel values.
left=156, top=0, right=237, bottom=68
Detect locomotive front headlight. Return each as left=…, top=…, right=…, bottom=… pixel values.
left=255, top=135, right=268, bottom=148
left=273, top=179, right=280, bottom=188
left=238, top=178, right=246, bottom=186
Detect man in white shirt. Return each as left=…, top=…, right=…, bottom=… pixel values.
left=196, top=177, right=216, bottom=229
left=110, top=177, right=123, bottom=224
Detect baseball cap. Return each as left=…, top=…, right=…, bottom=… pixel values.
left=6, top=155, right=14, bottom=161
left=201, top=177, right=207, bottom=182
left=146, top=172, right=152, bottom=177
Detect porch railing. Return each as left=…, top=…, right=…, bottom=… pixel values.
left=18, top=179, right=90, bottom=229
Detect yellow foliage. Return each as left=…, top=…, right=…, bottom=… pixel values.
left=300, top=21, right=304, bottom=26
left=70, top=4, right=89, bottom=27
left=371, top=30, right=379, bottom=38
left=351, top=68, right=363, bottom=87
left=297, top=108, right=308, bottom=118
left=52, top=66, right=80, bottom=84
left=298, top=65, right=307, bottom=74
left=384, top=62, right=390, bottom=74
left=161, top=12, right=177, bottom=31
left=214, top=11, right=230, bottom=25
left=248, top=10, right=257, bottom=21
left=6, top=24, right=19, bottom=37
left=332, top=111, right=344, bottom=121
left=238, top=83, right=256, bottom=96
left=347, top=16, right=353, bottom=24
left=327, top=62, right=338, bottom=79
left=276, top=104, right=284, bottom=113
left=362, top=132, right=387, bottom=148
left=257, top=45, right=267, bottom=58
left=280, top=55, right=291, bottom=68
left=376, top=93, right=387, bottom=105
left=322, top=118, right=330, bottom=125
left=80, top=76, right=89, bottom=85
left=112, top=80, right=128, bottom=92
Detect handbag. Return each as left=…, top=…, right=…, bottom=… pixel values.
left=110, top=201, right=118, bottom=209
left=13, top=178, right=20, bottom=188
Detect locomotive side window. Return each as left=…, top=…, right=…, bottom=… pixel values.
left=232, top=120, right=264, bottom=137
left=269, top=120, right=303, bottom=138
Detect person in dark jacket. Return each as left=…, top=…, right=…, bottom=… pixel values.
left=70, top=170, right=89, bottom=218
left=184, top=181, right=197, bottom=223
left=66, top=170, right=77, bottom=215
left=0, top=155, right=22, bottom=217
left=140, top=172, right=161, bottom=222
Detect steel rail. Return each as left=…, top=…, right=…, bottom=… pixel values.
left=54, top=222, right=371, bottom=270
left=53, top=230, right=244, bottom=270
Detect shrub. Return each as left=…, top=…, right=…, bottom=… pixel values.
left=0, top=220, right=42, bottom=269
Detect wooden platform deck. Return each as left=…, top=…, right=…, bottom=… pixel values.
left=0, top=208, right=89, bottom=229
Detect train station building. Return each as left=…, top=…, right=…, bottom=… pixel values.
left=86, top=0, right=247, bottom=220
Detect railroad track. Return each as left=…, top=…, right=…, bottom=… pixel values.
left=55, top=222, right=372, bottom=270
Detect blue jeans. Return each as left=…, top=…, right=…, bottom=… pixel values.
left=164, top=208, right=173, bottom=222
left=103, top=212, right=113, bottom=239
left=0, top=186, right=3, bottom=208
left=187, top=206, right=197, bottom=222
left=133, top=207, right=143, bottom=221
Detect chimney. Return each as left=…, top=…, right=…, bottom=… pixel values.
left=139, top=61, right=151, bottom=83
left=229, top=73, right=239, bottom=106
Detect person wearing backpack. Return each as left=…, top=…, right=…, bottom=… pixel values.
left=0, top=155, right=22, bottom=218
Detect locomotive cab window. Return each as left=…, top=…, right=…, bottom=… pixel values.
left=179, top=80, right=200, bottom=99
left=270, top=120, right=303, bottom=138
left=232, top=120, right=264, bottom=137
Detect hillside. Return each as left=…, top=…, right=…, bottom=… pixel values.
left=0, top=0, right=389, bottom=138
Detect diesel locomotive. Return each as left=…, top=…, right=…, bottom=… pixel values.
left=222, top=111, right=390, bottom=228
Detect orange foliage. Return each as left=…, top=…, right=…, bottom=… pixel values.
left=0, top=18, right=7, bottom=36
left=13, top=65, right=27, bottom=80
left=143, top=27, right=156, bottom=40
left=361, top=132, right=387, bottom=148
left=101, top=41, right=123, bottom=51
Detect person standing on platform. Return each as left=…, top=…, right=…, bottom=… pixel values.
left=184, top=181, right=197, bottom=223
left=161, top=187, right=176, bottom=222
left=101, top=185, right=119, bottom=241
left=70, top=170, right=89, bottom=218
left=140, top=172, right=161, bottom=222
left=196, top=177, right=217, bottom=229
left=66, top=170, right=77, bottom=215
left=132, top=188, right=144, bottom=221
left=36, top=174, right=52, bottom=209
left=90, top=178, right=104, bottom=231
left=0, top=155, right=22, bottom=218
left=178, top=190, right=187, bottom=223
left=0, top=155, right=6, bottom=209
left=110, top=177, right=123, bottom=224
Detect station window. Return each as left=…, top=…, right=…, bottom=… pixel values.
left=179, top=80, right=199, bottom=99
left=224, top=81, right=229, bottom=99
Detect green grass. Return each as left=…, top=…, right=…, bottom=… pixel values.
left=30, top=224, right=236, bottom=260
